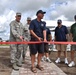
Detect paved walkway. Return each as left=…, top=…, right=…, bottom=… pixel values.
left=0, top=47, right=76, bottom=75
left=0, top=46, right=9, bottom=48
left=11, top=51, right=67, bottom=75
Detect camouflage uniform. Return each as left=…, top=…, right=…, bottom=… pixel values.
left=10, top=20, right=24, bottom=64
left=23, top=24, right=30, bottom=58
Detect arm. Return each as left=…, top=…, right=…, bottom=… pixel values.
left=70, top=26, right=73, bottom=42
left=23, top=25, right=29, bottom=41
left=70, top=33, right=73, bottom=42
left=29, top=20, right=43, bottom=41
left=65, top=26, right=69, bottom=41
left=23, top=24, right=28, bottom=32
left=48, top=34, right=52, bottom=41
left=42, top=21, right=47, bottom=41
left=10, top=22, right=23, bottom=41
left=66, top=34, right=70, bottom=41
left=54, top=28, right=56, bottom=41
left=54, top=36, right=56, bottom=41
left=48, top=28, right=52, bottom=41
left=10, top=23, right=20, bottom=38
left=43, top=30, right=46, bottom=41
left=30, top=30, right=42, bottom=41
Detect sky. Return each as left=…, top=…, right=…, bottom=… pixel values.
left=0, top=0, right=76, bottom=40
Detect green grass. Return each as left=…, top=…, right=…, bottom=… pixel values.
left=0, top=44, right=9, bottom=46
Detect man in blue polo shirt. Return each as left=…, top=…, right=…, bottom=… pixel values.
left=29, top=10, right=46, bottom=73
left=55, top=19, right=69, bottom=64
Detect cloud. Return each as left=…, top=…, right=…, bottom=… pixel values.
left=0, top=0, right=76, bottom=21
left=0, top=0, right=51, bottom=14
left=55, top=15, right=68, bottom=21
left=48, top=0, right=76, bottom=21
left=0, top=10, right=15, bottom=40
left=15, top=0, right=51, bottom=12
left=0, top=0, right=76, bottom=40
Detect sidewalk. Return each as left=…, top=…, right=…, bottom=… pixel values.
left=11, top=51, right=66, bottom=75
left=1, top=47, right=75, bottom=75
left=0, top=46, right=9, bottom=48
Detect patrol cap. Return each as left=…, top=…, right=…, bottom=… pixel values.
left=36, top=10, right=46, bottom=15
left=74, top=15, right=76, bottom=19
left=57, top=19, right=62, bottom=23
left=16, top=12, right=21, bottom=16
left=27, top=17, right=31, bottom=20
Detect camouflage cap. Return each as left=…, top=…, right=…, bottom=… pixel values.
left=16, top=12, right=21, bottom=16
left=27, top=17, right=31, bottom=20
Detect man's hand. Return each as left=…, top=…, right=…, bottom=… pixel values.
left=19, top=36, right=24, bottom=41
left=44, top=38, right=47, bottom=42
left=37, top=37, right=43, bottom=41
left=48, top=40, right=52, bottom=44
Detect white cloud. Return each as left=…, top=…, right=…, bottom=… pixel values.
left=55, top=15, right=68, bottom=21
left=48, top=0, right=76, bottom=21
left=0, top=0, right=76, bottom=40
left=0, top=0, right=76, bottom=21
left=0, top=10, right=15, bottom=40
left=0, top=0, right=51, bottom=14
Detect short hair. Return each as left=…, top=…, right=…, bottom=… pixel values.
left=74, top=15, right=76, bottom=20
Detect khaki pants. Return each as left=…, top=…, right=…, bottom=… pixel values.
left=56, top=44, right=66, bottom=51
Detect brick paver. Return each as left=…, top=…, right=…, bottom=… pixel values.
left=11, top=51, right=67, bottom=75
left=0, top=47, right=76, bottom=75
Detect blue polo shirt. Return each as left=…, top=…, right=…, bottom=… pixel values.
left=29, top=19, right=46, bottom=39
left=55, top=25, right=68, bottom=41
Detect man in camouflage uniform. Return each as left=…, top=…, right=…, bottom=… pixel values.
left=10, top=12, right=24, bottom=70
left=23, top=17, right=31, bottom=62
